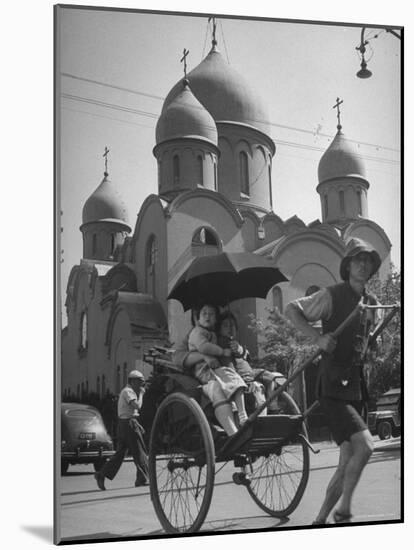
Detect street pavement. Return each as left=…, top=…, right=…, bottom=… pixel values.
left=57, top=436, right=401, bottom=543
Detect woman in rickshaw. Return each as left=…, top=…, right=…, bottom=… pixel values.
left=172, top=303, right=247, bottom=436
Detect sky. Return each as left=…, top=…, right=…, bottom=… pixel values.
left=57, top=6, right=401, bottom=322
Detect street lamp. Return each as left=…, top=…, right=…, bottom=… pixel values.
left=356, top=26, right=401, bottom=79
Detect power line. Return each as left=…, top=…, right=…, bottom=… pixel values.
left=61, top=72, right=164, bottom=101
left=60, top=92, right=400, bottom=166
left=61, top=72, right=400, bottom=154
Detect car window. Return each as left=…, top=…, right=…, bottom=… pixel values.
left=66, top=409, right=97, bottom=418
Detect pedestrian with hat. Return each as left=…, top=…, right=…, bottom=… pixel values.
left=94, top=368, right=149, bottom=490
left=285, top=238, right=382, bottom=525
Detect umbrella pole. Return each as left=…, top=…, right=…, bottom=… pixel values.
left=217, top=299, right=366, bottom=458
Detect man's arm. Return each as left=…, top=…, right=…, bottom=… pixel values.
left=285, top=291, right=337, bottom=353
left=129, top=387, right=145, bottom=412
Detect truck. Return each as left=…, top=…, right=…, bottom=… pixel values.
left=368, top=388, right=401, bottom=440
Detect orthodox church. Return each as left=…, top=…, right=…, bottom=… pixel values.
left=61, top=29, right=392, bottom=401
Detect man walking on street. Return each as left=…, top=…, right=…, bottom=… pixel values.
left=285, top=238, right=381, bottom=524
left=95, top=369, right=149, bottom=490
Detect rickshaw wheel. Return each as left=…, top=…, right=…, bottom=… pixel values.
left=246, top=391, right=310, bottom=517
left=149, top=392, right=215, bottom=534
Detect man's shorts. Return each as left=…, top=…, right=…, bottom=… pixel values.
left=319, top=397, right=367, bottom=446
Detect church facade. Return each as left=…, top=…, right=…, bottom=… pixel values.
left=61, top=35, right=392, bottom=401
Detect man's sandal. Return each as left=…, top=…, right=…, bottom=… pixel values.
left=333, top=510, right=353, bottom=524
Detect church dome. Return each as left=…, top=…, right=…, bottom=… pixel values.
left=318, top=129, right=367, bottom=184
left=162, top=46, right=270, bottom=134
left=82, top=174, right=130, bottom=228
left=156, top=80, right=218, bottom=145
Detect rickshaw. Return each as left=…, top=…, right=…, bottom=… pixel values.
left=141, top=252, right=399, bottom=534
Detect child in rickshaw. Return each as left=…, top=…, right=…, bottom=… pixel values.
left=188, top=304, right=249, bottom=427
left=217, top=311, right=284, bottom=413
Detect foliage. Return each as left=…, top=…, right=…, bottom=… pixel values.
left=365, top=265, right=401, bottom=401
left=249, top=307, right=318, bottom=377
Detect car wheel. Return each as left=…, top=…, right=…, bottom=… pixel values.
left=94, top=458, right=107, bottom=472
left=378, top=420, right=392, bottom=440
left=61, top=459, right=69, bottom=475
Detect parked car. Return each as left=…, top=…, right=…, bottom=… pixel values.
left=368, top=388, right=401, bottom=440
left=61, top=402, right=115, bottom=475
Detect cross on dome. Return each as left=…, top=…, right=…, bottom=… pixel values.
left=208, top=16, right=218, bottom=46
left=180, top=48, right=189, bottom=79
left=333, top=97, right=344, bottom=131
left=103, top=146, right=110, bottom=176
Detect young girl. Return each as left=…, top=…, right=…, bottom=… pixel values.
left=188, top=304, right=249, bottom=427
left=218, top=311, right=283, bottom=413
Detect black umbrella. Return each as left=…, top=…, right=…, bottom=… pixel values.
left=168, top=252, right=288, bottom=311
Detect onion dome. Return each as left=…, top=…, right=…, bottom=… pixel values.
left=318, top=129, right=367, bottom=185
left=82, top=174, right=130, bottom=230
left=156, top=80, right=218, bottom=146
left=162, top=45, right=270, bottom=134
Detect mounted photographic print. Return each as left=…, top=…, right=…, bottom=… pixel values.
left=55, top=4, right=402, bottom=545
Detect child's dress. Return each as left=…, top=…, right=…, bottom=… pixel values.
left=188, top=326, right=247, bottom=400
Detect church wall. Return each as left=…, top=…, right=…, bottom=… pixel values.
left=156, top=140, right=218, bottom=197
left=240, top=214, right=259, bottom=251
left=272, top=236, right=341, bottom=307
left=84, top=285, right=112, bottom=396
left=217, top=124, right=273, bottom=212
left=108, top=309, right=134, bottom=393
left=133, top=200, right=168, bottom=315
left=82, top=220, right=128, bottom=261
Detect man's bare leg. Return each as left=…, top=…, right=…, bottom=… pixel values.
left=313, top=441, right=353, bottom=524
left=335, top=429, right=374, bottom=519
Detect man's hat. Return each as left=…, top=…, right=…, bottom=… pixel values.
left=128, top=370, right=145, bottom=381
left=339, top=237, right=382, bottom=281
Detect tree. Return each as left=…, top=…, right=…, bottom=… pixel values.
left=365, top=265, right=401, bottom=401
left=249, top=307, right=318, bottom=377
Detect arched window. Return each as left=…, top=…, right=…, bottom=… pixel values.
left=339, top=190, right=345, bottom=216
left=191, top=227, right=220, bottom=256
left=324, top=195, right=329, bottom=218
left=116, top=365, right=121, bottom=394
left=306, top=285, right=321, bottom=297
left=92, top=234, right=97, bottom=256
left=272, top=286, right=283, bottom=312
left=214, top=162, right=218, bottom=191
left=268, top=164, right=273, bottom=210
left=357, top=190, right=362, bottom=215
left=173, top=155, right=180, bottom=186
left=240, top=151, right=249, bottom=195
left=80, top=310, right=88, bottom=350
left=197, top=155, right=203, bottom=186
left=111, top=234, right=115, bottom=255
left=157, top=160, right=161, bottom=183
left=145, top=235, right=157, bottom=296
